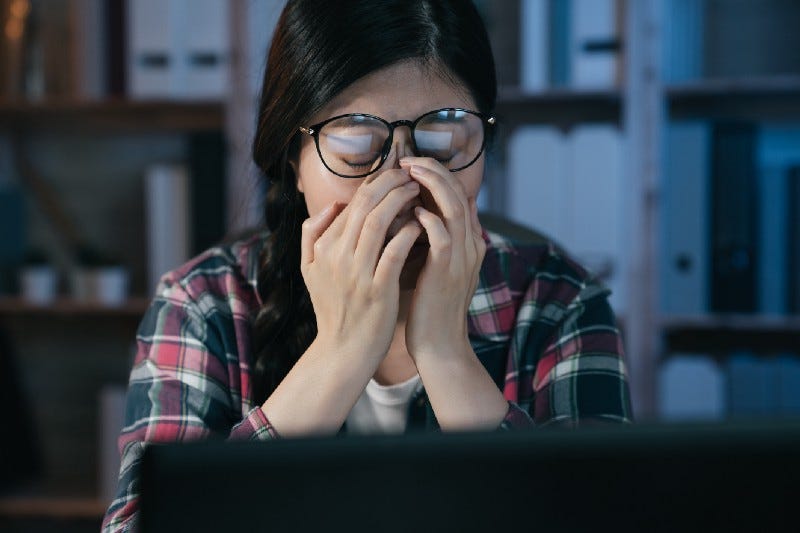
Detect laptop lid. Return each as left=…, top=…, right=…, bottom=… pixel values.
left=141, top=420, right=800, bottom=532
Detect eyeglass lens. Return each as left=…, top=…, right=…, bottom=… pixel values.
left=317, top=110, right=485, bottom=177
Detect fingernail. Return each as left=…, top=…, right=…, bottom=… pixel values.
left=404, top=181, right=419, bottom=190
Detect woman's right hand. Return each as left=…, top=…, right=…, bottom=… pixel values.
left=300, top=169, right=422, bottom=362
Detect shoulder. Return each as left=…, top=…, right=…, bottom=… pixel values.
left=470, top=230, right=610, bottom=338
left=153, top=230, right=267, bottom=319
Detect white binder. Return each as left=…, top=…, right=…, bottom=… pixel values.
left=144, top=163, right=191, bottom=294
left=658, top=354, right=726, bottom=421
left=570, top=0, right=619, bottom=88
left=127, top=0, right=231, bottom=99
left=520, top=0, right=549, bottom=92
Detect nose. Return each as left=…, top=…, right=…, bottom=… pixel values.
left=384, top=125, right=415, bottom=169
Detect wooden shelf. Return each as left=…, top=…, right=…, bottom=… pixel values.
left=668, top=75, right=800, bottom=121
left=661, top=314, right=800, bottom=355
left=0, top=296, right=150, bottom=317
left=495, top=86, right=622, bottom=129
left=0, top=496, right=106, bottom=519
left=0, top=99, right=224, bottom=133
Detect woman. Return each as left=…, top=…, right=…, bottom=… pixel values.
left=102, top=0, right=632, bottom=530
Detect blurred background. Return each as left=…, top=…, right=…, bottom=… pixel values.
left=1, top=0, right=799, bottom=530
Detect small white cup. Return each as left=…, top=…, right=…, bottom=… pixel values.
left=95, top=267, right=130, bottom=307
left=20, top=265, right=58, bottom=305
left=72, top=267, right=130, bottom=306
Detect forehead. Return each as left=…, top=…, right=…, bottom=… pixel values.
left=311, top=60, right=476, bottom=124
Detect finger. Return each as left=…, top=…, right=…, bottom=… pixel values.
left=468, top=196, right=482, bottom=237
left=399, top=156, right=470, bottom=208
left=354, top=180, right=421, bottom=275
left=340, top=169, right=416, bottom=252
left=300, top=202, right=342, bottom=266
left=374, top=220, right=423, bottom=286
left=406, top=164, right=467, bottom=241
left=414, top=206, right=451, bottom=265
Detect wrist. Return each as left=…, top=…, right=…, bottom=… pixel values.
left=311, top=333, right=389, bottom=364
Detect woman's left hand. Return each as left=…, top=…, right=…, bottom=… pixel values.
left=399, top=157, right=486, bottom=364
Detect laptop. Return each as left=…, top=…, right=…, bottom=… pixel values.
left=141, top=419, right=800, bottom=532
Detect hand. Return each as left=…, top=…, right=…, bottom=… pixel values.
left=300, top=169, right=423, bottom=361
left=399, top=157, right=486, bottom=363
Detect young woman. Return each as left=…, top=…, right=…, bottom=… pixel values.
left=102, top=0, right=632, bottom=530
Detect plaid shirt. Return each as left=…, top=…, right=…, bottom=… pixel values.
left=102, top=229, right=632, bottom=532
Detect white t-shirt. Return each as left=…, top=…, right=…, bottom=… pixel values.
left=346, top=374, right=423, bottom=435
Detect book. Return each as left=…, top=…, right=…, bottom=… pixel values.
left=69, top=0, right=108, bottom=99
left=99, top=384, right=128, bottom=503
left=774, top=354, right=800, bottom=417
left=547, top=0, right=571, bottom=87
left=569, top=125, right=624, bottom=310
left=181, top=0, right=230, bottom=100
left=658, top=354, right=726, bottom=421
left=661, top=0, right=705, bottom=83
left=126, top=0, right=231, bottom=100
left=569, top=0, right=620, bottom=89
left=506, top=125, right=567, bottom=244
left=660, top=122, right=710, bottom=315
left=788, top=166, right=800, bottom=313
left=726, top=351, right=776, bottom=417
left=520, top=0, right=548, bottom=92
left=709, top=123, right=758, bottom=313
left=506, top=124, right=625, bottom=311
left=757, top=126, right=800, bottom=314
left=126, top=0, right=177, bottom=98
left=144, top=163, right=191, bottom=294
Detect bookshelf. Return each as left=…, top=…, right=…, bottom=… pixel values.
left=662, top=314, right=800, bottom=355
left=668, top=75, right=800, bottom=121
left=0, top=2, right=260, bottom=528
left=0, top=296, right=150, bottom=317
left=495, top=87, right=622, bottom=128
left=487, top=0, right=800, bottom=421
left=0, top=100, right=224, bottom=133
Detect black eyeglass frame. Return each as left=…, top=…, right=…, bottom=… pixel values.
left=298, top=107, right=497, bottom=179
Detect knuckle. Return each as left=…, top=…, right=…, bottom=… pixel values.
left=436, top=236, right=453, bottom=253
left=381, top=247, right=404, bottom=265
left=355, top=186, right=380, bottom=208
left=364, top=211, right=388, bottom=232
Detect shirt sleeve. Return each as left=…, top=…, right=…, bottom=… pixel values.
left=101, top=280, right=279, bottom=533
left=503, top=277, right=633, bottom=429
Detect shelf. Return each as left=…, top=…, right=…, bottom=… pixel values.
left=668, top=75, right=800, bottom=121
left=0, top=99, right=225, bottom=133
left=495, top=86, right=622, bottom=129
left=661, top=314, right=800, bottom=355
left=0, top=297, right=150, bottom=318
left=0, top=497, right=106, bottom=519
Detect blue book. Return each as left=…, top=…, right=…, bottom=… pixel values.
left=774, top=354, right=800, bottom=417
left=726, top=352, right=777, bottom=418
left=658, top=354, right=726, bottom=422
left=0, top=186, right=25, bottom=294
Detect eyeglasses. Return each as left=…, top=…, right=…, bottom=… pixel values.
left=299, top=108, right=496, bottom=178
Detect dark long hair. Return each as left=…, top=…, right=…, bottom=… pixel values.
left=250, top=0, right=497, bottom=404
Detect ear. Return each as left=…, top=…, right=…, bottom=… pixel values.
left=290, top=159, right=304, bottom=193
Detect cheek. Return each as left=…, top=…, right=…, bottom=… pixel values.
left=461, top=161, right=485, bottom=201
left=296, top=148, right=361, bottom=216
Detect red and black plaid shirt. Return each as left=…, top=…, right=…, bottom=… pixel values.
left=102, top=229, right=632, bottom=532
